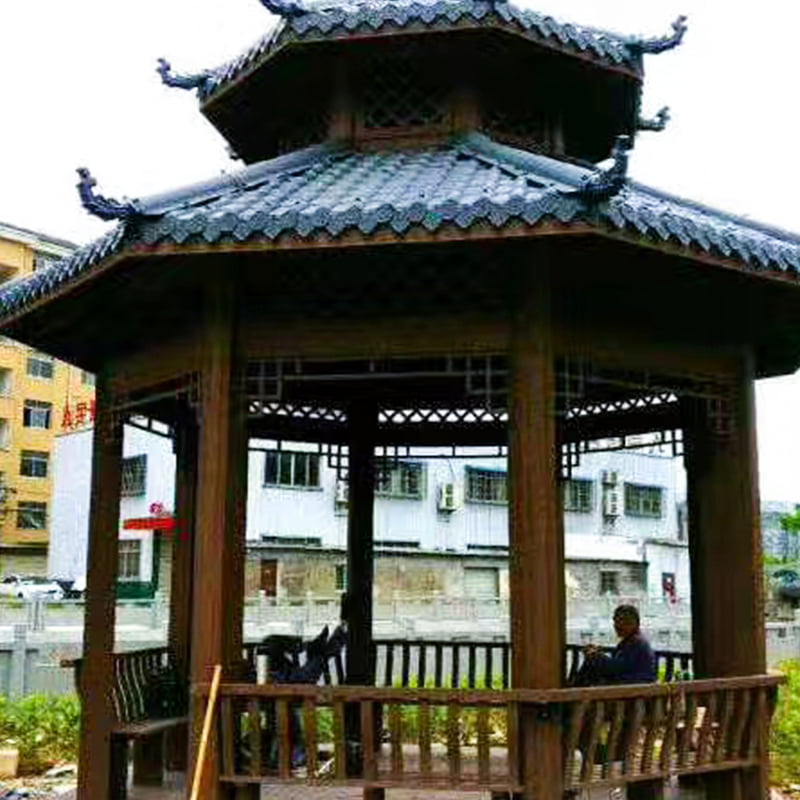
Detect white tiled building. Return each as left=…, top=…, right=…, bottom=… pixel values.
left=49, top=424, right=689, bottom=603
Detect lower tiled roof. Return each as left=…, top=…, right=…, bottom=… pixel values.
left=2, top=132, right=799, bottom=318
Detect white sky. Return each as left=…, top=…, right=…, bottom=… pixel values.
left=0, top=0, right=798, bottom=500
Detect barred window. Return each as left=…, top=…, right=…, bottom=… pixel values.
left=26, top=356, right=54, bottom=380
left=121, top=455, right=147, bottom=497
left=264, top=450, right=320, bottom=488
left=17, top=501, right=47, bottom=530
left=376, top=462, right=424, bottom=499
left=20, top=450, right=49, bottom=478
left=118, top=539, right=142, bottom=581
left=465, top=468, right=507, bottom=504
left=564, top=478, right=593, bottom=512
left=23, top=400, right=52, bottom=429
left=624, top=484, right=663, bottom=518
left=600, top=571, right=619, bottom=595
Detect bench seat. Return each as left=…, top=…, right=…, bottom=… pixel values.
left=112, top=715, right=188, bottom=739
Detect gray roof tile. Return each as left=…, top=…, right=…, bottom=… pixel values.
left=1, top=132, right=799, bottom=319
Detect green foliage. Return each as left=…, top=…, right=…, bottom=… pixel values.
left=771, top=660, right=800, bottom=784
left=0, top=693, right=80, bottom=774
left=780, top=509, right=800, bottom=534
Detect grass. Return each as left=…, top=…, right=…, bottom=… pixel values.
left=772, top=660, right=800, bottom=785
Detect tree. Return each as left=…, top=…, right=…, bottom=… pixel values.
left=779, top=507, right=800, bottom=562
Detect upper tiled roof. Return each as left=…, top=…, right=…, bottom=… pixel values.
left=2, top=132, right=798, bottom=319
left=197, top=0, right=647, bottom=103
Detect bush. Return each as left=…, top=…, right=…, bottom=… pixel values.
left=0, top=693, right=80, bottom=774
left=771, top=660, right=800, bottom=784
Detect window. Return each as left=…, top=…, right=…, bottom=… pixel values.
left=20, top=450, right=48, bottom=478
left=23, top=400, right=52, bottom=429
left=662, top=572, right=676, bottom=601
left=600, top=571, right=619, bottom=595
left=118, top=539, right=142, bottom=581
left=335, top=564, right=347, bottom=592
left=0, top=419, right=10, bottom=449
left=464, top=567, right=500, bottom=598
left=0, top=368, right=11, bottom=396
left=564, top=478, right=593, bottom=512
left=121, top=455, right=147, bottom=497
left=264, top=450, right=320, bottom=488
left=17, top=501, right=47, bottom=530
left=26, top=356, right=54, bottom=380
left=81, top=370, right=96, bottom=386
left=465, top=468, right=507, bottom=504
left=624, top=484, right=663, bottom=518
left=376, top=462, right=424, bottom=499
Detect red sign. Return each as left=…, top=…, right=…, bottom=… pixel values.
left=62, top=399, right=96, bottom=430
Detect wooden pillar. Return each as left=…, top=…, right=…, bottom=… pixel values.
left=166, top=410, right=198, bottom=772
left=187, top=281, right=248, bottom=800
left=683, top=351, right=766, bottom=799
left=508, top=260, right=565, bottom=799
left=77, top=376, right=123, bottom=800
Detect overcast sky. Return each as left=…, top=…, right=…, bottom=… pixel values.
left=0, top=0, right=798, bottom=500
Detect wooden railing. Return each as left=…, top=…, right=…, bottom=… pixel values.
left=197, top=674, right=783, bottom=794
left=243, top=639, right=694, bottom=689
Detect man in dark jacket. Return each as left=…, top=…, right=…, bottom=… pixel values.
left=578, top=604, right=657, bottom=685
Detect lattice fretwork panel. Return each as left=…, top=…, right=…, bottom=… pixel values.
left=361, top=46, right=449, bottom=129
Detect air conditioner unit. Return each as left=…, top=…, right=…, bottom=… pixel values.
left=603, top=488, right=621, bottom=517
left=601, top=470, right=619, bottom=485
left=438, top=482, right=459, bottom=512
left=335, top=480, right=349, bottom=505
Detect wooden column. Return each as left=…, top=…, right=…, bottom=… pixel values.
left=508, top=261, right=565, bottom=799
left=165, top=410, right=198, bottom=772
left=187, top=281, right=248, bottom=800
left=683, top=351, right=766, bottom=799
left=77, top=376, right=123, bottom=800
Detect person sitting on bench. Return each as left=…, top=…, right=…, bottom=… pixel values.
left=576, top=605, right=656, bottom=686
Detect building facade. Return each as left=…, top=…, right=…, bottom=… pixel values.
left=0, top=222, right=95, bottom=576
left=50, top=423, right=690, bottom=603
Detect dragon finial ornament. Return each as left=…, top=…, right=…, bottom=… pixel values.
left=76, top=168, right=138, bottom=221
left=562, top=135, right=632, bottom=203
left=258, top=0, right=307, bottom=18
left=638, top=106, right=671, bottom=132
left=157, top=58, right=213, bottom=95
left=630, top=15, right=688, bottom=55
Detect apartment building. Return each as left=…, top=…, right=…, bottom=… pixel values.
left=0, top=222, right=95, bottom=576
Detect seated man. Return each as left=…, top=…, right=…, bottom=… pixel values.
left=577, top=604, right=657, bottom=685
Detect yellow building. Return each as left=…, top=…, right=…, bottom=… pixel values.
left=0, top=221, right=95, bottom=576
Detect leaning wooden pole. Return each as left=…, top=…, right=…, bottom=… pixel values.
left=190, top=664, right=222, bottom=800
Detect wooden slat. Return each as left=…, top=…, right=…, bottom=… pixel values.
left=696, top=693, right=719, bottom=765
left=730, top=687, right=752, bottom=760
left=220, top=698, right=236, bottom=777
left=604, top=700, right=626, bottom=780
left=333, top=700, right=346, bottom=780
left=580, top=701, right=604, bottom=783
left=248, top=699, right=263, bottom=778
left=447, top=703, right=461, bottom=783
left=659, top=692, right=681, bottom=774
left=276, top=698, right=291, bottom=779
left=677, top=692, right=697, bottom=769
left=361, top=700, right=377, bottom=781
left=640, top=696, right=664, bottom=775
left=484, top=645, right=493, bottom=689
left=451, top=644, right=460, bottom=689
left=563, top=700, right=587, bottom=787
left=384, top=643, right=395, bottom=688
left=477, top=706, right=490, bottom=784
left=507, top=702, right=519, bottom=787
left=622, top=698, right=646, bottom=776
left=434, top=643, right=444, bottom=688
left=713, top=689, right=734, bottom=762
left=501, top=644, right=510, bottom=689
left=749, top=686, right=767, bottom=760
left=389, top=703, right=403, bottom=779
left=401, top=643, right=411, bottom=688
left=468, top=645, right=477, bottom=689
left=418, top=644, right=427, bottom=688
left=303, top=699, right=318, bottom=778
left=411, top=701, right=428, bottom=780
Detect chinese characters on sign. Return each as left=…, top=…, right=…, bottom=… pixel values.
left=61, top=400, right=97, bottom=430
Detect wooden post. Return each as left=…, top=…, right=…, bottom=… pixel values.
left=77, top=376, right=123, bottom=800
left=166, top=410, right=198, bottom=772
left=345, top=398, right=381, bottom=800
left=508, top=259, right=565, bottom=799
left=187, top=280, right=248, bottom=800
left=683, top=351, right=766, bottom=800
